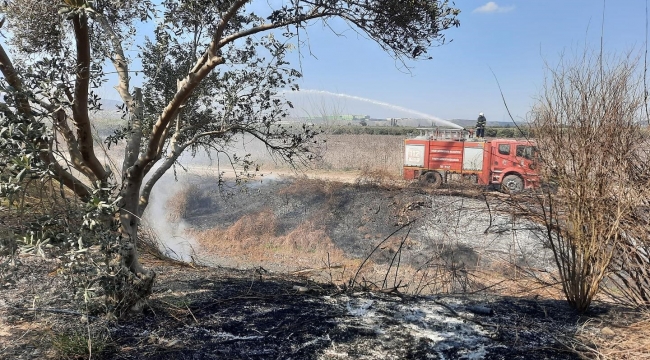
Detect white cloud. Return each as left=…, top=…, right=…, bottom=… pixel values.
left=473, top=2, right=515, bottom=13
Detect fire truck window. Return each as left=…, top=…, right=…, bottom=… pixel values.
left=516, top=145, right=534, bottom=159
left=498, top=144, right=510, bottom=155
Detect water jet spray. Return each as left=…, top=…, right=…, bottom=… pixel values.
left=289, top=89, right=464, bottom=130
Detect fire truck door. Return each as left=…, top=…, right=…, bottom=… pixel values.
left=404, top=144, right=425, bottom=167
left=491, top=143, right=512, bottom=179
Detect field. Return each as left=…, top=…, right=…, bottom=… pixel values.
left=140, top=133, right=648, bottom=358
left=2, top=133, right=649, bottom=359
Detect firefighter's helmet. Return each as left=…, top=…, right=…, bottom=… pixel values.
left=479, top=112, right=484, bottom=116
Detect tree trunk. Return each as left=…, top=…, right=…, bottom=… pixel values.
left=109, top=172, right=156, bottom=316
left=112, top=88, right=155, bottom=316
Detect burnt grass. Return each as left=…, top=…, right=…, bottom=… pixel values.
left=185, top=177, right=439, bottom=260
left=0, top=256, right=614, bottom=360
left=0, top=178, right=630, bottom=359
left=182, top=176, right=546, bottom=272
left=120, top=271, right=585, bottom=360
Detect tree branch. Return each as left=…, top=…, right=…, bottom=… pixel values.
left=94, top=12, right=133, bottom=107
left=0, top=41, right=90, bottom=199
left=137, top=7, right=330, bottom=176
left=188, top=0, right=249, bottom=74
left=71, top=14, right=109, bottom=182
left=142, top=79, right=186, bottom=178
left=136, top=57, right=225, bottom=175
left=46, top=155, right=93, bottom=200
left=217, top=12, right=331, bottom=48
left=20, top=94, right=96, bottom=182
left=138, top=125, right=234, bottom=214
left=0, top=42, right=32, bottom=116
left=122, top=88, right=143, bottom=176
left=138, top=144, right=185, bottom=216
left=212, top=0, right=250, bottom=54
left=53, top=108, right=97, bottom=181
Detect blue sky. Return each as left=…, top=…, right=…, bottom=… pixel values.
left=101, top=1, right=649, bottom=123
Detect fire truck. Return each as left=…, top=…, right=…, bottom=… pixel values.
left=402, top=128, right=538, bottom=192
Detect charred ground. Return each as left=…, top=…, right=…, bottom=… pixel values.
left=2, top=255, right=626, bottom=360
left=0, top=177, right=643, bottom=359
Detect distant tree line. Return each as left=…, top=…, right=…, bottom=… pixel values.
left=323, top=125, right=535, bottom=138
left=484, top=127, right=535, bottom=138
left=325, top=126, right=418, bottom=136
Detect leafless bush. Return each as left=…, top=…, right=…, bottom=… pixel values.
left=527, top=49, right=650, bottom=312
left=605, top=198, right=650, bottom=307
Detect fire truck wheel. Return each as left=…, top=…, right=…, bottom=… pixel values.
left=421, top=171, right=443, bottom=188
left=501, top=175, right=524, bottom=193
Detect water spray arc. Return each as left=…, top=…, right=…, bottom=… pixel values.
left=295, top=89, right=464, bottom=129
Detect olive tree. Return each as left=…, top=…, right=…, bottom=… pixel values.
left=0, top=0, right=460, bottom=313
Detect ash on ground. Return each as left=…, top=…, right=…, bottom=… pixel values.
left=0, top=257, right=605, bottom=359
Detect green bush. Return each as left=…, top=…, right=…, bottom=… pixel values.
left=496, top=128, right=515, bottom=138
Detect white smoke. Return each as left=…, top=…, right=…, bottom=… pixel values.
left=142, top=173, right=198, bottom=262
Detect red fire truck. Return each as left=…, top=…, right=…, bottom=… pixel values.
left=402, top=128, right=538, bottom=192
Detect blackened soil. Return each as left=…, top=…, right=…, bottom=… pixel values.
left=105, top=264, right=588, bottom=360
left=0, top=257, right=627, bottom=360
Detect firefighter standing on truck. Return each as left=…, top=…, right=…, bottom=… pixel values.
left=476, top=112, right=486, bottom=139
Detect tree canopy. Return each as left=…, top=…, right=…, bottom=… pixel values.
left=0, top=0, right=460, bottom=314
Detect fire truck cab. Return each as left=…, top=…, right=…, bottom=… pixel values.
left=402, top=128, right=538, bottom=192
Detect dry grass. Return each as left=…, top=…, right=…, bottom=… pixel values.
left=192, top=209, right=361, bottom=283
left=467, top=266, right=565, bottom=299
left=277, top=177, right=347, bottom=198
left=315, top=134, right=405, bottom=175
left=354, top=167, right=405, bottom=189
left=191, top=204, right=562, bottom=297
left=165, top=183, right=201, bottom=223
left=573, top=312, right=650, bottom=359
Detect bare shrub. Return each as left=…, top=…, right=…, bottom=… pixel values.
left=528, top=49, right=649, bottom=312
left=605, top=199, right=650, bottom=307
left=408, top=243, right=475, bottom=295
